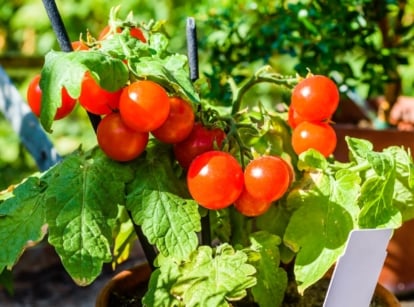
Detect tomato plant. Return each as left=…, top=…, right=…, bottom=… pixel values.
left=119, top=80, right=170, bottom=132
left=27, top=74, right=76, bottom=120
left=151, top=97, right=195, bottom=144
left=5, top=9, right=414, bottom=307
left=173, top=122, right=226, bottom=169
left=290, top=75, right=339, bottom=122
left=96, top=112, right=149, bottom=162
left=78, top=71, right=123, bottom=115
left=291, top=121, right=337, bottom=157
left=187, top=151, right=244, bottom=210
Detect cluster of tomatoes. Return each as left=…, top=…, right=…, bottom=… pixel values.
left=27, top=23, right=340, bottom=217
left=288, top=75, right=339, bottom=157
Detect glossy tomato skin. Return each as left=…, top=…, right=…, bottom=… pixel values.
left=234, top=188, right=273, bottom=217
left=27, top=74, right=76, bottom=120
left=291, top=121, right=337, bottom=157
left=119, top=80, right=170, bottom=132
left=187, top=151, right=244, bottom=210
left=291, top=75, right=339, bottom=122
left=173, top=123, right=226, bottom=169
left=244, top=155, right=291, bottom=203
left=78, top=71, right=123, bottom=115
left=97, top=112, right=149, bottom=162
left=151, top=97, right=195, bottom=143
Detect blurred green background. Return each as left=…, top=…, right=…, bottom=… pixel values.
left=2, top=0, right=414, bottom=190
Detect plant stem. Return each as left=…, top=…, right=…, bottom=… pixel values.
left=128, top=211, right=157, bottom=271
left=231, top=66, right=298, bottom=115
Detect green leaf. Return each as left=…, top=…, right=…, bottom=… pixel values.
left=284, top=169, right=360, bottom=293
left=384, top=146, right=414, bottom=221
left=357, top=150, right=401, bottom=228
left=0, top=177, right=47, bottom=272
left=248, top=231, right=287, bottom=307
left=43, top=148, right=134, bottom=285
left=169, top=244, right=256, bottom=307
left=131, top=55, right=200, bottom=104
left=126, top=143, right=201, bottom=261
left=40, top=50, right=128, bottom=131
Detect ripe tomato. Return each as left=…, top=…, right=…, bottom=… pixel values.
left=27, top=74, right=76, bottom=120
left=119, top=80, right=170, bottom=132
left=97, top=112, right=149, bottom=162
left=78, top=71, right=123, bottom=115
left=244, top=155, right=291, bottom=203
left=173, top=123, right=226, bottom=169
left=187, top=151, right=244, bottom=210
left=291, top=121, right=337, bottom=157
left=99, top=25, right=146, bottom=42
left=234, top=188, right=273, bottom=217
left=151, top=97, right=195, bottom=143
left=291, top=75, right=339, bottom=122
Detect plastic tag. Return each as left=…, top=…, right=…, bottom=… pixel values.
left=323, top=228, right=393, bottom=307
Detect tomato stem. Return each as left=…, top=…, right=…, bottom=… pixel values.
left=230, top=65, right=299, bottom=116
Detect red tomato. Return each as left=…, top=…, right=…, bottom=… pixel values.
left=244, top=155, right=291, bottom=203
left=291, top=121, right=337, bottom=157
left=78, top=71, right=123, bottom=115
left=27, top=74, right=76, bottom=120
left=234, top=188, right=273, bottom=217
left=119, top=80, right=170, bottom=132
left=291, top=75, right=339, bottom=122
left=97, top=112, right=149, bottom=162
left=99, top=25, right=146, bottom=43
left=173, top=123, right=226, bottom=169
left=151, top=97, right=195, bottom=143
left=187, top=151, right=244, bottom=210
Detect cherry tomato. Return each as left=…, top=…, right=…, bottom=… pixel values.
left=234, top=188, right=272, bottom=217
left=71, top=41, right=89, bottom=51
left=187, top=151, right=244, bottom=210
left=151, top=97, right=195, bottom=144
left=173, top=123, right=226, bottom=169
left=27, top=74, right=76, bottom=120
left=291, top=121, right=337, bottom=157
left=244, top=155, right=291, bottom=203
left=97, top=112, right=149, bottom=162
left=99, top=25, right=146, bottom=43
left=78, top=71, right=123, bottom=115
left=291, top=75, right=339, bottom=122
left=119, top=80, right=170, bottom=132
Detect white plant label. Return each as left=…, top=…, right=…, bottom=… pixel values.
left=323, top=228, right=393, bottom=307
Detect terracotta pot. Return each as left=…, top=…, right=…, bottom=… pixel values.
left=96, top=262, right=400, bottom=306
left=95, top=262, right=151, bottom=307
left=334, top=124, right=414, bottom=299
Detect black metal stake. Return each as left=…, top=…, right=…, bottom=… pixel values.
left=186, top=17, right=199, bottom=83
left=186, top=17, right=211, bottom=246
left=41, top=0, right=101, bottom=132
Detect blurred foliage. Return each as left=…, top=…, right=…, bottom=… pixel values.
left=2, top=0, right=414, bottom=189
